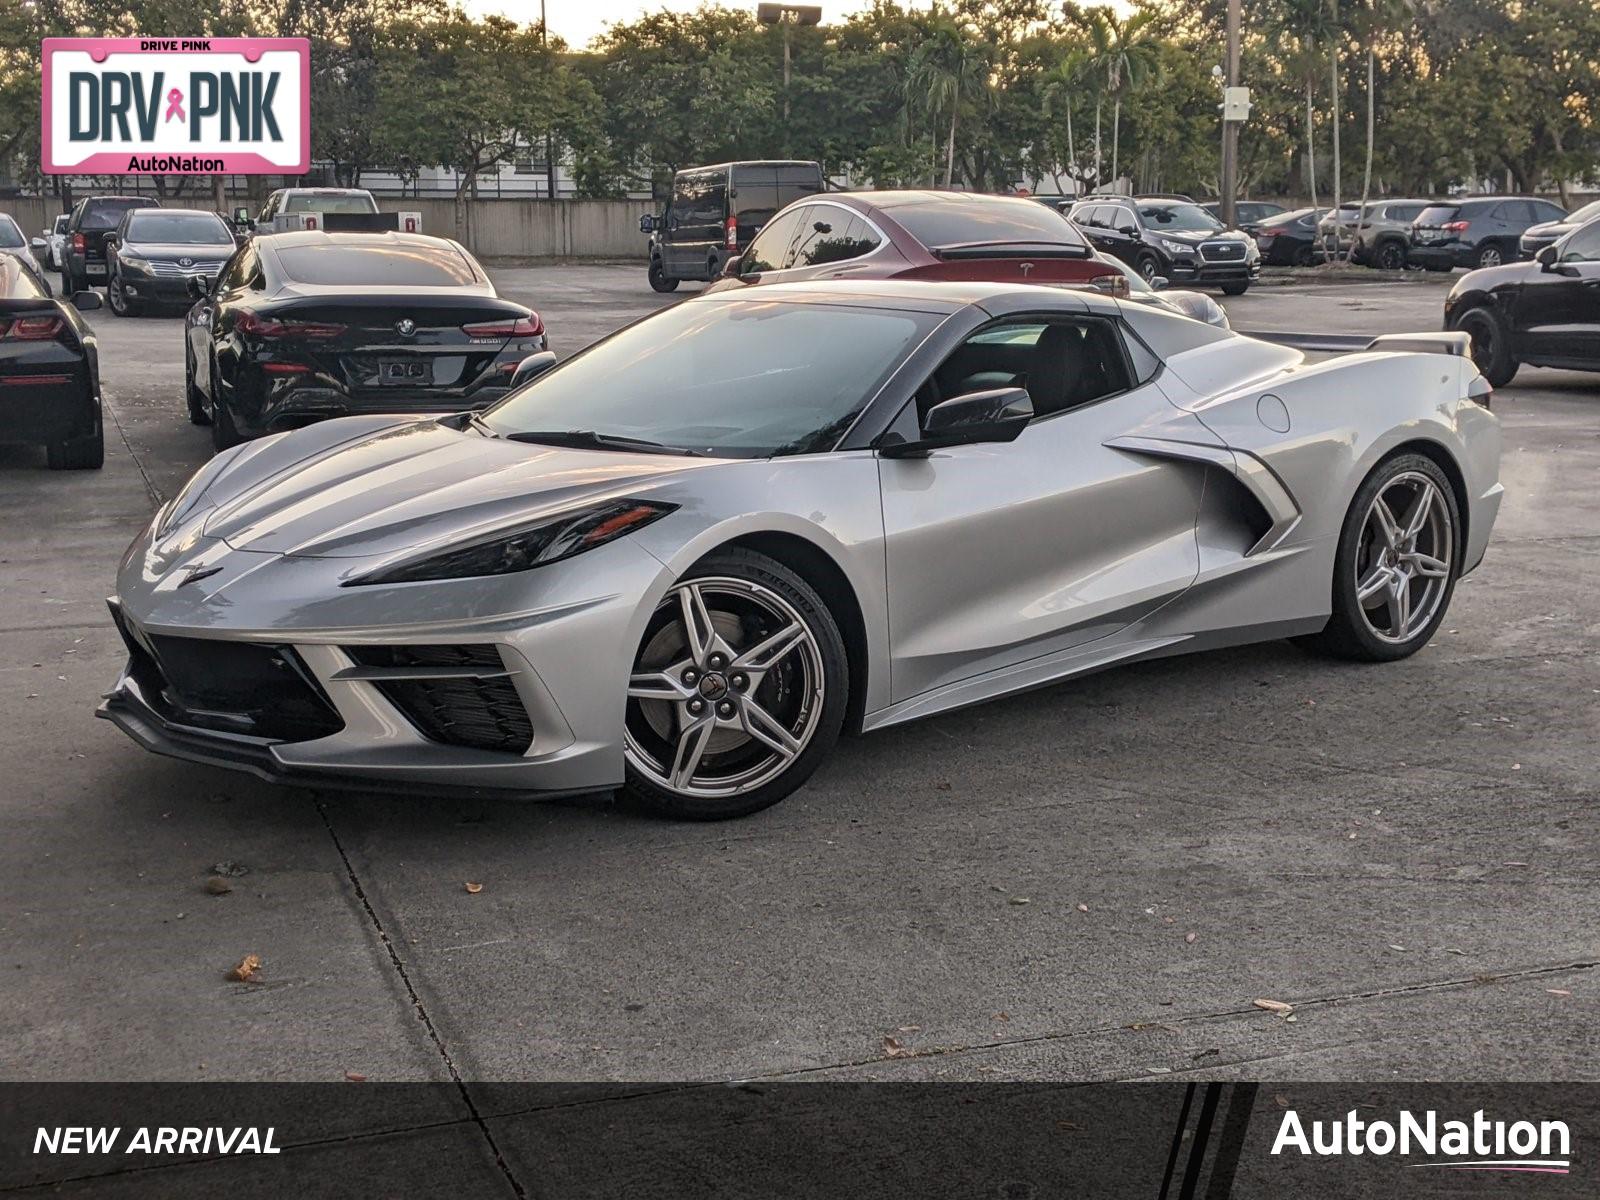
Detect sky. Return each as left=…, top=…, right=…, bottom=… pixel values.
left=464, top=0, right=896, bottom=51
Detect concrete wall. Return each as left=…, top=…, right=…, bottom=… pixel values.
left=1, top=196, right=650, bottom=261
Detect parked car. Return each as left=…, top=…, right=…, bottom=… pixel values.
left=705, top=191, right=1123, bottom=293
left=1, top=212, right=49, bottom=285
left=106, top=208, right=238, bottom=317
left=61, top=195, right=161, bottom=294
left=1518, top=198, right=1600, bottom=259
left=184, top=230, right=548, bottom=450
left=41, top=214, right=69, bottom=271
left=0, top=253, right=104, bottom=469
left=239, top=187, right=382, bottom=236
left=103, top=278, right=1501, bottom=818
left=1317, top=198, right=1431, bottom=269
left=1250, top=207, right=1326, bottom=266
left=1443, top=215, right=1600, bottom=386
left=1069, top=196, right=1260, bottom=293
left=640, top=160, right=824, bottom=292
left=1200, top=200, right=1289, bottom=231
left=1409, top=196, right=1567, bottom=271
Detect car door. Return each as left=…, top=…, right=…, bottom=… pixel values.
left=1099, top=204, right=1143, bottom=266
left=1514, top=220, right=1600, bottom=365
left=190, top=244, right=251, bottom=395
left=877, top=314, right=1213, bottom=703
left=721, top=205, right=811, bottom=287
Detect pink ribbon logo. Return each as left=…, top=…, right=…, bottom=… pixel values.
left=164, top=88, right=185, bottom=123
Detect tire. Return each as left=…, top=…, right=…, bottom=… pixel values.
left=621, top=549, right=849, bottom=820
left=1475, top=242, right=1505, bottom=269
left=185, top=345, right=211, bottom=425
left=106, top=273, right=139, bottom=317
left=1292, top=244, right=1315, bottom=267
left=648, top=258, right=679, bottom=293
left=1376, top=240, right=1407, bottom=271
left=211, top=391, right=243, bottom=451
left=63, top=265, right=83, bottom=295
left=1295, top=452, right=1460, bottom=662
left=1454, top=306, right=1518, bottom=387
left=1220, top=280, right=1249, bottom=296
left=1135, top=253, right=1160, bottom=283
left=47, top=429, right=104, bottom=470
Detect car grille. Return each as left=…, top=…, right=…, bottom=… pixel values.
left=1200, top=241, right=1246, bottom=262
left=111, top=607, right=344, bottom=742
left=343, top=644, right=533, bottom=754
left=147, top=260, right=222, bottom=278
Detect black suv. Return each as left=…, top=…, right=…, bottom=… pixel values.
left=640, top=161, right=823, bottom=292
left=62, top=195, right=160, bottom=294
left=1409, top=196, right=1566, bottom=271
left=1069, top=196, right=1260, bottom=294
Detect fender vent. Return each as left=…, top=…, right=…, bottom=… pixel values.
left=1204, top=465, right=1274, bottom=549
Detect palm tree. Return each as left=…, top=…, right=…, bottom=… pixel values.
left=1042, top=49, right=1090, bottom=193
left=1272, top=0, right=1341, bottom=225
left=905, top=19, right=988, bottom=188
left=1355, top=0, right=1417, bottom=228
left=1093, top=9, right=1161, bottom=189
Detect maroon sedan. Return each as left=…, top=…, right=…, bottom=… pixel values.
left=706, top=190, right=1126, bottom=294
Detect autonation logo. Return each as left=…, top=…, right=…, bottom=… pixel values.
left=1272, top=1109, right=1571, bottom=1174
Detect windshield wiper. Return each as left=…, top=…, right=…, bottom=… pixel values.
left=503, top=429, right=705, bottom=457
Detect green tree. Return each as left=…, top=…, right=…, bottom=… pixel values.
left=904, top=16, right=990, bottom=186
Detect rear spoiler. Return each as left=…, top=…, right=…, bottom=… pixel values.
left=1363, top=331, right=1470, bottom=357
left=1243, top=329, right=1471, bottom=356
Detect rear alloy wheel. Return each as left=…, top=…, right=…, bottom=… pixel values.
left=1293, top=244, right=1315, bottom=267
left=1476, top=243, right=1504, bottom=269
left=1296, top=454, right=1458, bottom=662
left=1455, top=307, right=1518, bottom=387
left=1135, top=254, right=1160, bottom=283
left=1376, top=240, right=1407, bottom=271
left=648, top=259, right=678, bottom=293
left=622, top=551, right=848, bottom=820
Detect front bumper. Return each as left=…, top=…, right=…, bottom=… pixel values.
left=101, top=520, right=671, bottom=797
left=120, top=270, right=218, bottom=304
left=1163, top=255, right=1260, bottom=286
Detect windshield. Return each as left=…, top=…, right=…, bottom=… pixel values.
left=1137, top=203, right=1224, bottom=233
left=1565, top=199, right=1600, bottom=225
left=285, top=193, right=378, bottom=214
left=0, top=217, right=23, bottom=248
left=482, top=299, right=939, bottom=458
left=126, top=212, right=233, bottom=244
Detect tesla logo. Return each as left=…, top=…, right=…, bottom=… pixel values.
left=1018, top=262, right=1034, bottom=276
left=177, top=565, right=222, bottom=588
left=395, top=318, right=416, bottom=337
left=178, top=256, right=194, bottom=267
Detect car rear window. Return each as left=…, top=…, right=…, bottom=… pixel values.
left=283, top=193, right=378, bottom=214
left=1416, top=205, right=1460, bottom=224
left=82, top=199, right=154, bottom=230
left=274, top=242, right=479, bottom=287
left=0, top=216, right=24, bottom=247
left=890, top=197, right=1087, bottom=249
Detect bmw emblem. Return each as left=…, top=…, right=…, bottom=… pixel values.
left=178, top=256, right=194, bottom=267
left=396, top=318, right=416, bottom=337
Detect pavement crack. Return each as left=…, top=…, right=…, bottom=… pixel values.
left=101, top=393, right=164, bottom=509
left=313, top=794, right=528, bottom=1200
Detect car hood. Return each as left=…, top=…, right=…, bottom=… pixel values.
left=126, top=242, right=236, bottom=261
left=1522, top=220, right=1572, bottom=239
left=1155, top=228, right=1246, bottom=246
left=1451, top=260, right=1537, bottom=294
left=193, top=416, right=720, bottom=559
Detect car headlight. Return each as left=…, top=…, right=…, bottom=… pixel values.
left=119, top=255, right=151, bottom=272
left=1160, top=239, right=1193, bottom=256
left=344, top=499, right=677, bottom=587
left=1202, top=296, right=1230, bottom=328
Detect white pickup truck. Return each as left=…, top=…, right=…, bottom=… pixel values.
left=234, top=188, right=421, bottom=237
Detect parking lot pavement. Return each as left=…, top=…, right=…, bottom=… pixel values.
left=2, top=267, right=1596, bottom=1083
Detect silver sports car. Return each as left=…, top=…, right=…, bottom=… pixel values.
left=103, top=281, right=1502, bottom=819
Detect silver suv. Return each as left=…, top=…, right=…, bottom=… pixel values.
left=1317, top=199, right=1431, bottom=269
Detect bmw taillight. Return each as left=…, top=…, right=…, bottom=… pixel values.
left=462, top=314, right=543, bottom=338
left=725, top=216, right=738, bottom=250
left=0, top=315, right=66, bottom=341
left=237, top=311, right=345, bottom=338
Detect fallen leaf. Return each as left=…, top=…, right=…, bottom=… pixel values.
left=1008, top=896, right=1031, bottom=905
left=203, top=876, right=233, bottom=896
left=1185, top=931, right=1198, bottom=944
left=209, top=861, right=249, bottom=877
left=1388, top=944, right=1407, bottom=952
left=464, top=882, right=484, bottom=894
left=344, top=1070, right=367, bottom=1083
left=882, top=1035, right=913, bottom=1058
left=1274, top=1093, right=1291, bottom=1108
left=1056, top=1120, right=1081, bottom=1132
left=1076, top=903, right=1089, bottom=913
left=227, top=953, right=262, bottom=983
left=1253, top=998, right=1294, bottom=1015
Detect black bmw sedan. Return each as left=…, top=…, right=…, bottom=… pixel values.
left=0, top=254, right=104, bottom=469
left=185, top=231, right=548, bottom=450
left=107, top=207, right=238, bottom=317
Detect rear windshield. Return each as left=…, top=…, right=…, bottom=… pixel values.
left=1417, top=205, right=1460, bottom=224
left=731, top=164, right=823, bottom=224
left=82, top=199, right=154, bottom=230
left=0, top=216, right=23, bottom=247
left=284, top=193, right=378, bottom=214
left=126, top=212, right=233, bottom=244
left=274, top=242, right=479, bottom=287
left=890, top=198, right=1087, bottom=249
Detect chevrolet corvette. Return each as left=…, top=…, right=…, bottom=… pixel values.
left=102, top=280, right=1502, bottom=819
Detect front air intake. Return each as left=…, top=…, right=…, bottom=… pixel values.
left=342, top=644, right=533, bottom=754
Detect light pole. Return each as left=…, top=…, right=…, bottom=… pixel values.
left=1219, top=0, right=1244, bottom=229
left=757, top=3, right=822, bottom=149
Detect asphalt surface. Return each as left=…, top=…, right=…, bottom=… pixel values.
left=2, top=266, right=1597, bottom=1088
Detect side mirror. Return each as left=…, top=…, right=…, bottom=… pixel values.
left=71, top=290, right=102, bottom=311
left=639, top=214, right=657, bottom=233
left=724, top=256, right=747, bottom=278
left=509, top=350, right=557, bottom=390
left=1151, top=275, right=1170, bottom=290
left=186, top=275, right=211, bottom=299
left=879, top=387, right=1033, bottom=459
left=30, top=237, right=47, bottom=251
left=1118, top=224, right=1139, bottom=236
left=1536, top=244, right=1558, bottom=269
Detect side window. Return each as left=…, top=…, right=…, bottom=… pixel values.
left=1559, top=222, right=1600, bottom=263
left=741, top=207, right=806, bottom=273
left=790, top=208, right=879, bottom=267
left=920, top=318, right=1133, bottom=425
left=1388, top=203, right=1424, bottom=223
left=217, top=245, right=255, bottom=292
left=1110, top=206, right=1137, bottom=232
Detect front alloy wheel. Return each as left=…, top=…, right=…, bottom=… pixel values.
left=623, top=551, right=847, bottom=819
